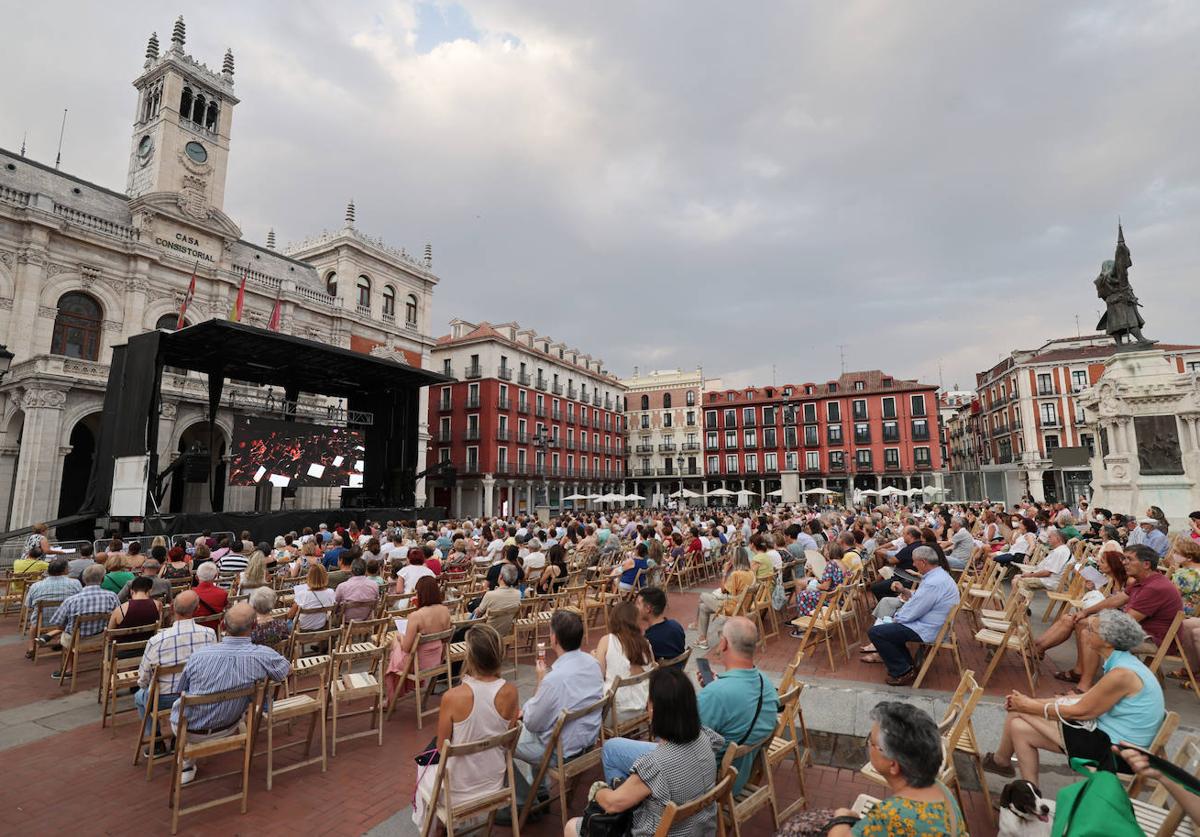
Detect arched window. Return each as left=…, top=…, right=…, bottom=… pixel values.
left=405, top=294, right=418, bottom=327
left=663, top=393, right=672, bottom=409
left=640, top=394, right=649, bottom=410
left=356, top=275, right=371, bottom=308
left=325, top=271, right=337, bottom=296
left=179, top=86, right=192, bottom=118
left=382, top=286, right=396, bottom=317
left=686, top=390, right=696, bottom=406
left=192, top=94, right=206, bottom=125
left=205, top=101, right=219, bottom=130
left=155, top=314, right=181, bottom=331
left=51, top=292, right=103, bottom=360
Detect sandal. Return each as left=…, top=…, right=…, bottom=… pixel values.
left=1053, top=669, right=1081, bottom=684
left=860, top=645, right=877, bottom=653
left=859, top=653, right=883, bottom=664
left=982, top=752, right=1015, bottom=777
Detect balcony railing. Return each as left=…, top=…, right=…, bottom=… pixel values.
left=516, top=402, right=529, bottom=414
left=566, top=412, right=575, bottom=424
left=744, top=439, right=758, bottom=449
left=498, top=397, right=511, bottom=410
left=805, top=463, right=822, bottom=472
left=829, top=460, right=846, bottom=472
left=496, top=462, right=513, bottom=474
left=552, top=383, right=563, bottom=395
left=658, top=443, right=676, bottom=452
left=1037, top=387, right=1055, bottom=397
left=517, top=372, right=531, bottom=386
left=437, top=430, right=452, bottom=443
left=462, top=459, right=480, bottom=474
left=882, top=430, right=900, bottom=443
left=656, top=468, right=678, bottom=476
left=854, top=433, right=871, bottom=445
left=706, top=442, right=720, bottom=451
left=442, top=366, right=455, bottom=379
left=438, top=399, right=451, bottom=412
left=567, top=387, right=577, bottom=399
left=466, top=396, right=480, bottom=409
left=764, top=463, right=779, bottom=473
left=552, top=409, right=562, bottom=421
left=534, top=378, right=547, bottom=391
left=465, top=364, right=482, bottom=379
left=884, top=460, right=900, bottom=471
left=565, top=439, right=576, bottom=450
left=915, top=459, right=933, bottom=470
left=464, top=428, right=480, bottom=441
left=634, top=468, right=654, bottom=477
left=497, top=366, right=513, bottom=381
left=743, top=417, right=756, bottom=427
left=591, top=417, right=601, bottom=429
left=592, top=395, right=601, bottom=407
left=517, top=432, right=530, bottom=444
left=681, top=442, right=700, bottom=452
left=1041, top=418, right=1060, bottom=428
left=535, top=405, right=546, bottom=418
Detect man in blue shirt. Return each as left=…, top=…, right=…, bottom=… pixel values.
left=1135, top=518, right=1170, bottom=558
left=697, top=616, right=779, bottom=794
left=866, top=546, right=960, bottom=686
left=321, top=535, right=345, bottom=570
left=636, top=587, right=686, bottom=662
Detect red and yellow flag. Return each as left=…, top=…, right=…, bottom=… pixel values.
left=229, top=271, right=246, bottom=322
left=176, top=261, right=198, bottom=329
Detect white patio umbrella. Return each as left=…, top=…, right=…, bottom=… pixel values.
left=878, top=486, right=904, bottom=496
left=562, top=493, right=591, bottom=501
left=915, top=485, right=945, bottom=496
left=804, top=487, right=834, bottom=495
left=669, top=488, right=702, bottom=499
left=766, top=489, right=785, bottom=497
left=859, top=488, right=881, bottom=496
left=624, top=493, right=646, bottom=501
left=707, top=488, right=736, bottom=496
left=600, top=492, right=627, bottom=502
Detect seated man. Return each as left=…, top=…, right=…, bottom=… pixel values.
left=1060, top=544, right=1182, bottom=690
left=135, top=591, right=217, bottom=756
left=39, top=564, right=120, bottom=680
left=334, top=558, right=379, bottom=623
left=500, top=609, right=604, bottom=823
left=1015, top=529, right=1072, bottom=593
left=170, top=603, right=290, bottom=784
left=939, top=517, right=975, bottom=571
left=472, top=564, right=522, bottom=638
left=636, top=586, right=686, bottom=662
left=865, top=546, right=960, bottom=686
left=869, top=527, right=921, bottom=603
left=117, top=553, right=172, bottom=602
left=23, top=558, right=81, bottom=659
left=1133, top=517, right=1170, bottom=558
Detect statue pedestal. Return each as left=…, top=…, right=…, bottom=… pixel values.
left=781, top=469, right=801, bottom=505
left=1078, top=349, right=1200, bottom=528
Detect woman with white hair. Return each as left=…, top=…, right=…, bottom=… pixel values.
left=984, top=609, right=1166, bottom=783
left=248, top=586, right=289, bottom=647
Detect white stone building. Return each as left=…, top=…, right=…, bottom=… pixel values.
left=0, top=17, right=439, bottom=531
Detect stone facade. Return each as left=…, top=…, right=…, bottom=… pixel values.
left=0, top=18, right=439, bottom=530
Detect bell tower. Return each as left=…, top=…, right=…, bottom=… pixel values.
left=127, top=16, right=239, bottom=219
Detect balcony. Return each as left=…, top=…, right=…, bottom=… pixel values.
left=516, top=402, right=530, bottom=415
left=784, top=436, right=798, bottom=449
left=829, top=460, right=846, bottom=472
left=535, top=378, right=547, bottom=391
left=565, top=411, right=575, bottom=424
left=552, top=383, right=563, bottom=395
left=911, top=430, right=930, bottom=442
left=496, top=462, right=513, bottom=475
left=592, top=417, right=601, bottom=429
left=356, top=303, right=371, bottom=318
left=496, top=428, right=510, bottom=442
left=592, top=395, right=601, bottom=407
left=705, top=420, right=719, bottom=431
left=1041, top=418, right=1060, bottom=428
left=464, top=428, right=481, bottom=441
left=381, top=310, right=395, bottom=323
left=1037, top=387, right=1056, bottom=397
left=552, top=408, right=562, bottom=421
left=461, top=459, right=481, bottom=474
left=535, top=405, right=547, bottom=418
left=743, top=417, right=756, bottom=427
left=656, top=468, right=678, bottom=476
left=438, top=399, right=451, bottom=412
left=517, top=432, right=530, bottom=444
left=764, top=463, right=779, bottom=473
left=744, top=439, right=758, bottom=449
left=915, top=459, right=933, bottom=470
left=442, top=366, right=456, bottom=379
left=565, top=439, right=576, bottom=450
left=684, top=466, right=701, bottom=476
left=437, top=430, right=452, bottom=443
left=567, top=386, right=577, bottom=399
left=744, top=462, right=760, bottom=474
left=681, top=442, right=700, bottom=452
left=884, top=460, right=900, bottom=471
left=465, top=364, right=482, bottom=379
left=466, top=396, right=480, bottom=409
left=706, top=441, right=720, bottom=451
left=497, top=366, right=513, bottom=381
left=854, top=433, right=871, bottom=445
left=578, top=441, right=590, bottom=452
left=517, top=372, right=531, bottom=386
left=658, top=443, right=677, bottom=452
left=634, top=467, right=654, bottom=477
left=882, top=430, right=900, bottom=443
left=498, top=397, right=511, bottom=410
left=604, top=398, right=613, bottom=410
left=805, top=463, right=822, bottom=473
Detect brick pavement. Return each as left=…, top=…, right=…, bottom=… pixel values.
left=0, top=583, right=1011, bottom=836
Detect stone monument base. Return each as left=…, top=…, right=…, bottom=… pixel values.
left=1080, top=349, right=1200, bottom=529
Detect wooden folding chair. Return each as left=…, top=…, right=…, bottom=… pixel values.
left=656, top=767, right=737, bottom=837
left=419, top=725, right=522, bottom=837
left=133, top=661, right=186, bottom=780
left=29, top=598, right=65, bottom=664
left=338, top=616, right=391, bottom=651
left=169, top=680, right=265, bottom=834
left=1041, top=561, right=1083, bottom=622
left=285, top=626, right=339, bottom=699
left=0, top=571, right=42, bottom=617
left=329, top=643, right=386, bottom=754
left=385, top=627, right=453, bottom=729
left=748, top=581, right=779, bottom=646
left=59, top=613, right=111, bottom=692
left=1138, top=611, right=1200, bottom=696
left=789, top=588, right=843, bottom=670
left=765, top=684, right=808, bottom=825
left=1130, top=734, right=1199, bottom=837
left=912, top=601, right=964, bottom=688
left=1125, top=710, right=1180, bottom=798
left=659, top=647, right=692, bottom=669
left=975, top=590, right=1039, bottom=693
left=718, top=736, right=778, bottom=834
left=254, top=675, right=328, bottom=790
left=512, top=595, right=555, bottom=670
left=101, top=636, right=150, bottom=729
left=602, top=666, right=655, bottom=740
left=519, top=692, right=609, bottom=828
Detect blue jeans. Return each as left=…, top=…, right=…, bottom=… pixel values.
left=135, top=687, right=178, bottom=735
left=867, top=621, right=922, bottom=677
left=602, top=737, right=656, bottom=783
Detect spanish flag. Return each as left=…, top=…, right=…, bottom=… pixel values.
left=176, top=261, right=198, bottom=329
left=229, top=271, right=246, bottom=322
left=267, top=286, right=282, bottom=332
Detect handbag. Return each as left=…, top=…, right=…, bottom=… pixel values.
left=771, top=574, right=788, bottom=610
left=581, top=778, right=632, bottom=837
left=1050, top=758, right=1144, bottom=837
left=413, top=736, right=439, bottom=766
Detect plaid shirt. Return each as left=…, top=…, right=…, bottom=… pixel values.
left=50, top=585, right=119, bottom=637
left=24, top=575, right=82, bottom=609
left=137, top=618, right=217, bottom=693
left=171, top=636, right=290, bottom=733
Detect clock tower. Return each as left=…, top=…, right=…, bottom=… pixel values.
left=127, top=16, right=238, bottom=219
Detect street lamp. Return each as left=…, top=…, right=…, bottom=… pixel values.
left=532, top=427, right=549, bottom=508
left=676, top=454, right=685, bottom=508
left=0, top=344, right=13, bottom=382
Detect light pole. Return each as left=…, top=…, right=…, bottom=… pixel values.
left=0, top=344, right=13, bottom=382
left=676, top=454, right=685, bottom=509
left=532, top=427, right=549, bottom=508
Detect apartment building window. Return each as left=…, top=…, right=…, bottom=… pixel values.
left=743, top=429, right=757, bottom=448
left=914, top=447, right=931, bottom=466
left=763, top=427, right=777, bottom=448
left=911, top=418, right=928, bottom=440
left=466, top=413, right=479, bottom=438
left=725, top=454, right=738, bottom=472
left=1045, top=434, right=1060, bottom=449
left=517, top=448, right=527, bottom=468
left=640, top=415, right=649, bottom=429
left=745, top=454, right=758, bottom=472
left=910, top=394, right=926, bottom=416
left=804, top=425, right=819, bottom=446
left=882, top=396, right=896, bottom=419
left=518, top=389, right=528, bottom=410
left=439, top=448, right=450, bottom=463
left=439, top=416, right=451, bottom=441
left=884, top=448, right=900, bottom=469
left=1037, top=373, right=1054, bottom=396
left=663, top=413, right=673, bottom=427
left=466, top=446, right=479, bottom=472
left=762, top=406, right=776, bottom=425
left=1071, top=369, right=1089, bottom=391
left=1040, top=402, right=1058, bottom=426
left=707, top=455, right=719, bottom=473
left=439, top=386, right=451, bottom=410
left=686, top=390, right=696, bottom=406
left=829, top=450, right=845, bottom=469
left=854, top=422, right=870, bottom=444
left=882, top=420, right=899, bottom=441
left=706, top=431, right=718, bottom=450
left=827, top=402, right=841, bottom=422
left=828, top=424, right=843, bottom=444
left=497, top=447, right=508, bottom=469
left=467, top=382, right=480, bottom=407
left=706, top=410, right=718, bottom=429
left=442, top=358, right=452, bottom=376
left=724, top=408, right=737, bottom=428
left=786, top=451, right=798, bottom=470
left=856, top=449, right=872, bottom=469
left=852, top=399, right=868, bottom=420
left=764, top=452, right=778, bottom=471
left=803, top=403, right=817, bottom=423
left=784, top=426, right=797, bottom=448
left=724, top=430, right=737, bottom=448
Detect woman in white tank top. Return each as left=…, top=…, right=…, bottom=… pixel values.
left=413, top=624, right=518, bottom=828
left=594, top=601, right=653, bottom=721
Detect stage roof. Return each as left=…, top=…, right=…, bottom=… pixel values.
left=152, top=320, right=453, bottom=398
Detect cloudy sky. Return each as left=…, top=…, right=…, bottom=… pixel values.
left=4, top=2, right=1199, bottom=390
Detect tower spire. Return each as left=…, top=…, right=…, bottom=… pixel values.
left=423, top=242, right=432, bottom=267
left=266, top=228, right=276, bottom=249
left=171, top=16, right=186, bottom=50
left=345, top=199, right=356, bottom=227
left=145, top=32, right=160, bottom=66
left=222, top=48, right=235, bottom=78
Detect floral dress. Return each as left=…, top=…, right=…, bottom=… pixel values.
left=1173, top=566, right=1200, bottom=617
left=794, top=560, right=845, bottom=616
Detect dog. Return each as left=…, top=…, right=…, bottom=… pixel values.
left=997, top=778, right=1054, bottom=836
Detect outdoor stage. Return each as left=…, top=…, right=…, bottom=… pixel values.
left=142, top=505, right=445, bottom=544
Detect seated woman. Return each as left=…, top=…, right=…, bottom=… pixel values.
left=536, top=543, right=569, bottom=593
left=287, top=564, right=336, bottom=631
left=385, top=576, right=452, bottom=705
left=984, top=609, right=1166, bottom=783
left=695, top=546, right=754, bottom=652
left=108, top=575, right=162, bottom=647
left=238, top=551, right=269, bottom=593
left=159, top=546, right=192, bottom=582
left=1171, top=538, right=1200, bottom=681
left=248, top=586, right=290, bottom=648
left=412, top=624, right=518, bottom=828
left=594, top=601, right=653, bottom=724
left=613, top=542, right=650, bottom=593
left=790, top=542, right=846, bottom=628
left=572, top=666, right=725, bottom=837
left=102, top=554, right=135, bottom=595
left=994, top=517, right=1038, bottom=567
left=778, top=701, right=965, bottom=836
left=1033, top=542, right=1126, bottom=662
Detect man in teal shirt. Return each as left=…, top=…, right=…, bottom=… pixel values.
left=698, top=616, right=779, bottom=794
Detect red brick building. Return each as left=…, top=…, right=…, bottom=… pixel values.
left=700, top=370, right=943, bottom=500
left=427, top=319, right=627, bottom=516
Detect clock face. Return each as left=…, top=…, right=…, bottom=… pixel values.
left=137, top=135, right=153, bottom=162
left=184, top=141, right=208, bottom=163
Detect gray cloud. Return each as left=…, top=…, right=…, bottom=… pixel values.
left=4, top=1, right=1198, bottom=390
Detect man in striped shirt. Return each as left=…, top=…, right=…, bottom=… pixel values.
left=170, top=603, right=289, bottom=784
left=135, top=591, right=216, bottom=755
left=23, top=558, right=81, bottom=658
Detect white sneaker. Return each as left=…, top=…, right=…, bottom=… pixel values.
left=180, top=761, right=197, bottom=785
left=695, top=641, right=709, bottom=650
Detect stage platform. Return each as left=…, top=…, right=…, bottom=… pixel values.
left=142, top=506, right=445, bottom=544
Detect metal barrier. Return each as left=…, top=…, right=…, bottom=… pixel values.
left=0, top=539, right=93, bottom=570
left=92, top=531, right=237, bottom=556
